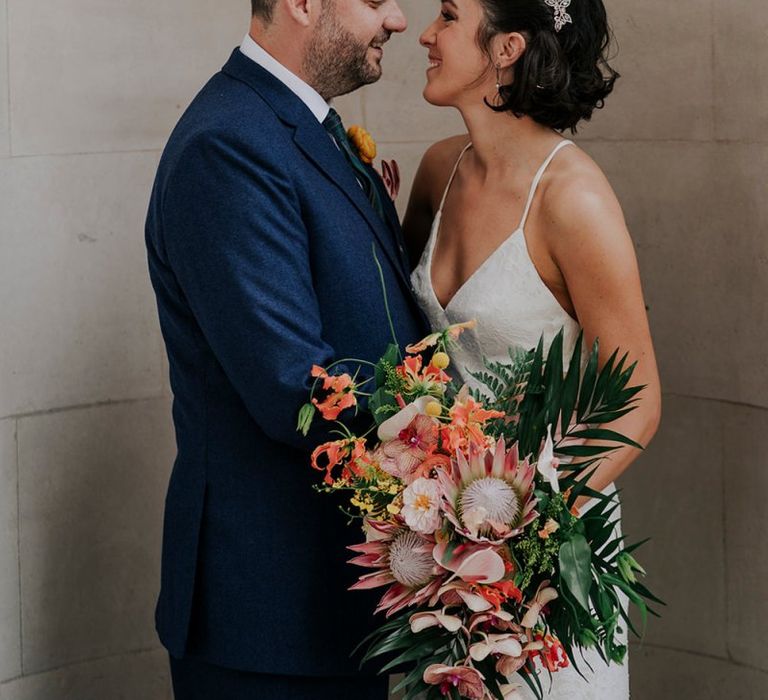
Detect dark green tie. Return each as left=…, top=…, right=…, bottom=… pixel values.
left=322, top=108, right=385, bottom=221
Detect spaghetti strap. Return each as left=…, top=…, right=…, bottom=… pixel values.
left=437, top=141, right=472, bottom=214
left=518, top=139, right=574, bottom=231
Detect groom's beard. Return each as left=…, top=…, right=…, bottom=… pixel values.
left=304, top=7, right=390, bottom=100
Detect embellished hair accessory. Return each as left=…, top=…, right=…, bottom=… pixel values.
left=545, top=0, right=573, bottom=32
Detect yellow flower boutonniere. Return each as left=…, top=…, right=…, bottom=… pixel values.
left=347, top=125, right=377, bottom=165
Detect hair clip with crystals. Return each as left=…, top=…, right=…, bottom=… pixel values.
left=545, top=0, right=573, bottom=32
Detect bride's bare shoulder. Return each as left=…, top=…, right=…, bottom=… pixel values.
left=415, top=135, right=471, bottom=209
left=541, top=143, right=634, bottom=268
left=544, top=145, right=626, bottom=236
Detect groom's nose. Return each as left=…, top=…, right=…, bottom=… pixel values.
left=383, top=0, right=407, bottom=34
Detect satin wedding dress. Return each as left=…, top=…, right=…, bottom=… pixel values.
left=411, top=139, right=630, bottom=699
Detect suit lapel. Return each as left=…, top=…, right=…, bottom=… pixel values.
left=367, top=162, right=412, bottom=272
left=291, top=122, right=410, bottom=287
left=221, top=49, right=411, bottom=289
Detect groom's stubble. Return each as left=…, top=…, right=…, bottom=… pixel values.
left=303, top=0, right=391, bottom=100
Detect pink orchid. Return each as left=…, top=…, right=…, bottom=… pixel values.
left=431, top=580, right=494, bottom=613
left=423, top=664, right=485, bottom=700
left=432, top=539, right=507, bottom=584
left=496, top=636, right=544, bottom=677
left=469, top=633, right=524, bottom=662
left=468, top=609, right=516, bottom=634
left=377, top=412, right=440, bottom=484
left=409, top=608, right=464, bottom=634
left=377, top=396, right=433, bottom=442
left=520, top=580, right=559, bottom=628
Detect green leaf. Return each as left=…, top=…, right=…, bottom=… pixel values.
left=566, top=428, right=644, bottom=450
left=380, top=642, right=449, bottom=672
left=559, top=534, right=592, bottom=612
left=391, top=658, right=432, bottom=693
left=557, top=445, right=620, bottom=458
left=592, top=348, right=621, bottom=402
left=375, top=343, right=400, bottom=386
left=576, top=338, right=600, bottom=423
left=622, top=537, right=651, bottom=555
left=519, top=659, right=544, bottom=700
left=559, top=332, right=583, bottom=438
left=584, top=408, right=638, bottom=424
left=368, top=387, right=398, bottom=426
left=542, top=329, right=565, bottom=427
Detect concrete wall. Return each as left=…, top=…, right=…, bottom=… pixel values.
left=0, top=1, right=248, bottom=697
left=0, top=0, right=765, bottom=698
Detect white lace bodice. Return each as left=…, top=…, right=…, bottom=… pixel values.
left=410, top=139, right=630, bottom=699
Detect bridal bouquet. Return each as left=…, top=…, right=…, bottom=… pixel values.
left=298, top=322, right=660, bottom=700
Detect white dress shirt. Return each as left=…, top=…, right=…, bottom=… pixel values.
left=239, top=33, right=329, bottom=123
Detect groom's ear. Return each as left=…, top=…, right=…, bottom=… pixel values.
left=495, top=32, right=527, bottom=69
left=283, top=0, right=322, bottom=27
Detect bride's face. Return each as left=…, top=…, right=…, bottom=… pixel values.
left=419, top=0, right=496, bottom=107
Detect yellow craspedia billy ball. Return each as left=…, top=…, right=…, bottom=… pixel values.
left=347, top=125, right=377, bottom=164
left=431, top=352, right=450, bottom=370
left=425, top=400, right=443, bottom=417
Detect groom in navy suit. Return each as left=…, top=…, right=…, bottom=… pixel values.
left=145, top=0, right=425, bottom=698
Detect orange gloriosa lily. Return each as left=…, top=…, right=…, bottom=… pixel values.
left=311, top=365, right=357, bottom=420
left=396, top=354, right=450, bottom=392
left=442, top=391, right=505, bottom=453
left=471, top=580, right=524, bottom=610
left=405, top=319, right=478, bottom=354
left=311, top=437, right=368, bottom=485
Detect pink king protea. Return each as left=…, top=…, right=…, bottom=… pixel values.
left=347, top=520, right=445, bottom=616
left=438, top=439, right=538, bottom=545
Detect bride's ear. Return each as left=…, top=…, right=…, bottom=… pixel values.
left=495, top=32, right=527, bottom=69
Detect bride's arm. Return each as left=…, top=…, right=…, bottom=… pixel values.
left=545, top=163, right=662, bottom=505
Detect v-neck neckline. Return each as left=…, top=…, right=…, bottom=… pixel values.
left=427, top=138, right=574, bottom=313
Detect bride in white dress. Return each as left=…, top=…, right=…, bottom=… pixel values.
left=403, top=0, right=662, bottom=697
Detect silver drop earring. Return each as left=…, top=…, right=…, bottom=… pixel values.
left=495, top=63, right=502, bottom=91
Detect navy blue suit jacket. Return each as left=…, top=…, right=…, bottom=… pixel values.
left=146, top=48, right=428, bottom=675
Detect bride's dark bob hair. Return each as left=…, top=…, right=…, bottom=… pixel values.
left=478, top=0, right=619, bottom=132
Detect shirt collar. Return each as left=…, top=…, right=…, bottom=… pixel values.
left=239, top=34, right=330, bottom=124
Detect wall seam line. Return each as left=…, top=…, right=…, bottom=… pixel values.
left=630, top=640, right=768, bottom=675
left=0, top=394, right=168, bottom=422
left=15, top=418, right=23, bottom=676
left=3, top=0, right=10, bottom=156
left=8, top=148, right=163, bottom=161
left=4, top=645, right=164, bottom=684
left=662, top=392, right=768, bottom=412
left=721, top=405, right=733, bottom=663
left=709, top=0, right=718, bottom=142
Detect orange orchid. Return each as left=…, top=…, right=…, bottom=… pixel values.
left=311, top=437, right=368, bottom=486
left=311, top=365, right=357, bottom=420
